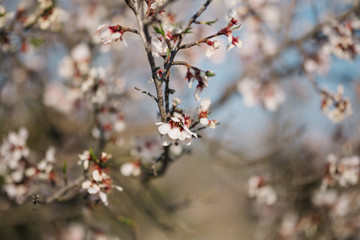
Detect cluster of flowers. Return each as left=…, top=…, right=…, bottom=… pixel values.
left=320, top=86, right=352, bottom=123
left=322, top=17, right=360, bottom=61
left=0, top=128, right=57, bottom=203
left=304, top=45, right=331, bottom=75
left=156, top=98, right=218, bottom=146
left=219, top=16, right=243, bottom=51
left=54, top=43, right=127, bottom=141
left=97, top=24, right=128, bottom=45
left=0, top=1, right=64, bottom=52
left=247, top=175, right=277, bottom=205
left=59, top=43, right=91, bottom=84
left=304, top=17, right=360, bottom=75
left=79, top=150, right=123, bottom=206
left=237, top=77, right=285, bottom=111
left=185, top=67, right=215, bottom=101
left=278, top=152, right=360, bottom=239
left=18, top=0, right=66, bottom=31
left=226, top=0, right=280, bottom=61
left=323, top=153, right=359, bottom=187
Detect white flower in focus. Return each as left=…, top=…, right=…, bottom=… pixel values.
left=152, top=37, right=168, bottom=58
left=97, top=24, right=124, bottom=45
left=227, top=34, right=242, bottom=50
left=120, top=161, right=141, bottom=177
left=82, top=168, right=123, bottom=206
left=156, top=115, right=197, bottom=146
left=198, top=98, right=211, bottom=126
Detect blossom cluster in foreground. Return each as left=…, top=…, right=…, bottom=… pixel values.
left=156, top=98, right=218, bottom=146
left=79, top=150, right=123, bottom=206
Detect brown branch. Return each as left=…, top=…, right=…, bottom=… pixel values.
left=45, top=175, right=85, bottom=204
left=179, top=31, right=222, bottom=49
left=133, top=0, right=167, bottom=122
left=134, top=86, right=158, bottom=102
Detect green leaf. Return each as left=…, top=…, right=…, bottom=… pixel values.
left=205, top=71, right=215, bottom=77
left=183, top=28, right=192, bottom=34
left=153, top=25, right=165, bottom=37
left=89, top=148, right=97, bottom=161
left=30, top=38, right=44, bottom=48
left=206, top=19, right=218, bottom=25
left=62, top=161, right=67, bottom=175
left=117, top=216, right=135, bottom=226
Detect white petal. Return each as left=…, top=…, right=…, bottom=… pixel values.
left=185, top=137, right=192, bottom=145
left=161, top=135, right=172, bottom=146
left=200, top=118, right=209, bottom=126
left=178, top=131, right=187, bottom=141
left=168, top=127, right=181, bottom=140
left=82, top=180, right=92, bottom=189
left=92, top=169, right=102, bottom=182
left=114, top=185, right=123, bottom=191
left=99, top=191, right=108, bottom=206
left=158, top=123, right=171, bottom=135
left=120, top=163, right=134, bottom=177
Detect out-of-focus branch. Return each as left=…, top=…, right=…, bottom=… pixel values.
left=212, top=3, right=360, bottom=110
left=45, top=175, right=85, bottom=204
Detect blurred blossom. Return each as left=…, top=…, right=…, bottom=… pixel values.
left=61, top=224, right=86, bottom=240
left=304, top=45, right=331, bottom=75
left=321, top=85, right=352, bottom=123
left=130, top=137, right=162, bottom=162
left=312, top=189, right=338, bottom=207
left=0, top=127, right=29, bottom=171
left=120, top=161, right=141, bottom=177
left=279, top=212, right=298, bottom=238
left=237, top=78, right=285, bottom=111
left=43, top=82, right=82, bottom=115
left=248, top=176, right=277, bottom=205
left=0, top=5, right=15, bottom=28
left=326, top=153, right=360, bottom=187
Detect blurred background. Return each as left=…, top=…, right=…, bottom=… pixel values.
left=1, top=0, right=360, bottom=239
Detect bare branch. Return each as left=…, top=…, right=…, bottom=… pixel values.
left=134, top=86, right=158, bottom=102
left=45, top=175, right=85, bottom=204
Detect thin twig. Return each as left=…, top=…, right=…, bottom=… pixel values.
left=45, top=175, right=85, bottom=204
left=134, top=87, right=158, bottom=102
